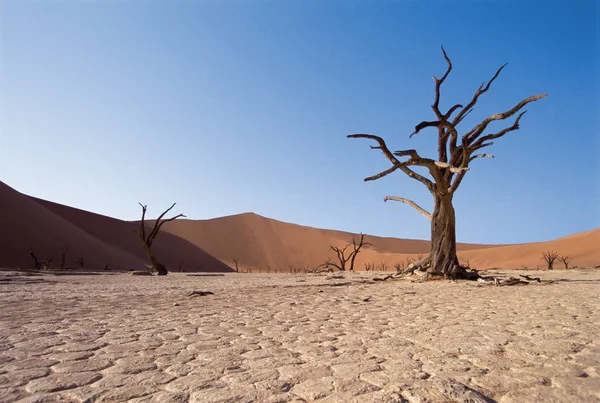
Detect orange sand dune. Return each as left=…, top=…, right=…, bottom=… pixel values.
left=159, top=213, right=599, bottom=271
left=1, top=180, right=597, bottom=272
left=0, top=181, right=233, bottom=272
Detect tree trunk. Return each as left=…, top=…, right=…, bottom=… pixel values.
left=427, top=195, right=465, bottom=279
left=143, top=246, right=168, bottom=276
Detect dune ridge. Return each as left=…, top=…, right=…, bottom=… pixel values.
left=159, top=213, right=600, bottom=272
left=1, top=180, right=598, bottom=272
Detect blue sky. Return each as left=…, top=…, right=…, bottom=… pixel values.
left=1, top=0, right=598, bottom=244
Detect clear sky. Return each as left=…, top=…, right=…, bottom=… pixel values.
left=1, top=0, right=598, bottom=244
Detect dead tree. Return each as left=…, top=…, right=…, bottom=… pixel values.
left=28, top=247, right=42, bottom=270
left=348, top=46, right=547, bottom=279
left=76, top=256, right=84, bottom=269
left=348, top=233, right=372, bottom=272
left=559, top=255, right=570, bottom=270
left=233, top=257, right=240, bottom=272
left=138, top=203, right=186, bottom=276
left=59, top=247, right=69, bottom=270
left=327, top=234, right=372, bottom=271
left=43, top=256, right=53, bottom=270
left=178, top=261, right=185, bottom=272
left=541, top=251, right=560, bottom=270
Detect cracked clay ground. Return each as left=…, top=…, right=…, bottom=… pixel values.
left=1, top=270, right=599, bottom=402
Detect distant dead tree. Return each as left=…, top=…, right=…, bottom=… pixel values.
left=364, top=262, right=375, bottom=272
left=28, top=247, right=42, bottom=270
left=316, top=258, right=334, bottom=273
left=233, top=257, right=240, bottom=272
left=559, top=255, right=570, bottom=270
left=393, top=263, right=404, bottom=273
left=377, top=261, right=389, bottom=272
left=178, top=261, right=185, bottom=272
left=541, top=251, right=560, bottom=270
left=348, top=46, right=547, bottom=279
left=76, top=256, right=84, bottom=269
left=59, top=247, right=69, bottom=270
left=138, top=203, right=186, bottom=276
left=327, top=234, right=372, bottom=272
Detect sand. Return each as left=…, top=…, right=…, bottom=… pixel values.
left=1, top=270, right=599, bottom=402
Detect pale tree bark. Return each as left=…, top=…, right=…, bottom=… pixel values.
left=348, top=46, right=547, bottom=279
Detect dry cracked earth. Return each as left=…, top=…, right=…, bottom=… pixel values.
left=1, top=270, right=599, bottom=402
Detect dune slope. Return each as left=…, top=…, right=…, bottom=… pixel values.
left=0, top=181, right=233, bottom=272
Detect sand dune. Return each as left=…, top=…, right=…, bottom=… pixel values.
left=0, top=181, right=233, bottom=272
left=159, top=213, right=600, bottom=271
left=1, top=180, right=597, bottom=272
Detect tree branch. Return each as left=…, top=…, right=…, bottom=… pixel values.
left=452, top=63, right=508, bottom=126
left=348, top=134, right=400, bottom=165
left=384, top=196, right=432, bottom=220
left=469, top=153, right=494, bottom=162
left=431, top=45, right=453, bottom=119
left=348, top=134, right=436, bottom=191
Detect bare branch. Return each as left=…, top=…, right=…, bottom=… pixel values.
left=364, top=165, right=400, bottom=182
left=433, top=161, right=469, bottom=173
left=384, top=196, right=432, bottom=220
left=349, top=134, right=436, bottom=191
left=452, top=63, right=508, bottom=126
left=469, top=153, right=494, bottom=162
left=444, top=104, right=463, bottom=120
left=470, top=110, right=530, bottom=148
left=348, top=134, right=400, bottom=165
left=431, top=45, right=453, bottom=119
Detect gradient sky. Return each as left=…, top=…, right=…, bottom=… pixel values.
left=1, top=0, right=598, bottom=244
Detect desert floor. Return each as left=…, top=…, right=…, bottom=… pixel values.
left=1, top=270, right=599, bottom=403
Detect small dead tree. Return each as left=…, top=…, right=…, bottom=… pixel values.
left=76, top=256, right=84, bottom=269
left=348, top=46, right=547, bottom=279
left=393, top=263, right=404, bottom=273
left=178, top=261, right=185, bottom=272
left=559, top=255, right=570, bottom=270
left=28, top=247, right=42, bottom=270
left=59, top=247, right=69, bottom=270
left=377, top=261, right=389, bottom=272
left=327, top=234, right=372, bottom=271
left=541, top=251, right=560, bottom=270
left=138, top=203, right=186, bottom=276
left=348, top=233, right=372, bottom=272
left=316, top=258, right=334, bottom=273
left=364, top=262, right=375, bottom=272
left=42, top=254, right=54, bottom=270
left=233, top=257, right=240, bottom=272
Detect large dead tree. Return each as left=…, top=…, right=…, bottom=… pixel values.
left=349, top=47, right=547, bottom=279
left=138, top=203, right=185, bottom=276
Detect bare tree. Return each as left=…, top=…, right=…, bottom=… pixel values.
left=364, top=262, right=375, bottom=272
left=59, top=247, right=69, bottom=270
left=76, top=256, right=84, bottom=269
left=559, top=254, right=570, bottom=270
left=316, top=258, right=334, bottom=273
left=348, top=47, right=546, bottom=279
left=348, top=233, right=372, bottom=272
left=377, top=261, right=389, bottom=272
left=541, top=251, right=560, bottom=270
left=233, top=257, right=240, bottom=272
left=327, top=234, right=372, bottom=271
left=178, top=261, right=185, bottom=272
left=28, top=247, right=42, bottom=270
left=138, top=203, right=186, bottom=276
